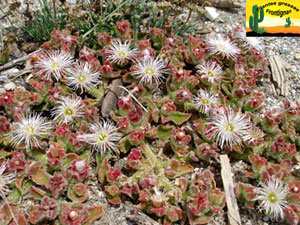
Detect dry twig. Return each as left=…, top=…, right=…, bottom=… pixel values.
left=269, top=55, right=290, bottom=96
left=220, top=155, right=242, bottom=225
left=0, top=49, right=41, bottom=72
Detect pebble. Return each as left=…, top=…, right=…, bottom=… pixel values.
left=0, top=87, right=6, bottom=94
left=0, top=75, right=8, bottom=82
left=294, top=52, right=300, bottom=60
left=204, top=7, right=219, bottom=21
left=279, top=46, right=289, bottom=54
left=262, top=216, right=269, bottom=222
left=4, top=82, right=16, bottom=91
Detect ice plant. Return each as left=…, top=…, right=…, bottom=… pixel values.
left=254, top=178, right=289, bottom=220
left=9, top=113, right=52, bottom=150
left=106, top=40, right=137, bottom=64
left=78, top=120, right=122, bottom=154
left=192, top=89, right=218, bottom=114
left=0, top=163, right=15, bottom=198
left=197, top=61, right=223, bottom=84
left=243, top=126, right=264, bottom=146
left=0, top=162, right=17, bottom=224
left=35, top=50, right=73, bottom=81
left=51, top=96, right=84, bottom=124
left=206, top=107, right=250, bottom=149
left=67, top=62, right=100, bottom=93
left=131, top=56, right=168, bottom=85
left=206, top=35, right=240, bottom=59
left=244, top=37, right=263, bottom=51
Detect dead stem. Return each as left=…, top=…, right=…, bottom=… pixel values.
left=162, top=9, right=167, bottom=30
left=118, top=85, right=148, bottom=113
left=52, top=0, right=57, bottom=19
left=177, top=8, right=192, bottom=34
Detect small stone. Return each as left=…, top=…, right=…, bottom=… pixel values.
left=291, top=74, right=297, bottom=80
left=0, top=75, right=8, bottom=82
left=4, top=82, right=16, bottom=91
left=262, top=216, right=269, bottom=222
left=204, top=7, right=219, bottom=21
left=0, top=87, right=6, bottom=94
left=294, top=52, right=300, bottom=60
left=69, top=210, right=78, bottom=220
left=279, top=47, right=288, bottom=54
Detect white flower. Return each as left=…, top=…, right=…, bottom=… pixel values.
left=35, top=51, right=73, bottom=81
left=207, top=35, right=240, bottom=59
left=51, top=96, right=84, bottom=124
left=0, top=162, right=18, bottom=224
left=197, top=61, right=223, bottom=84
left=9, top=113, right=52, bottom=150
left=243, top=126, right=264, bottom=145
left=244, top=37, right=263, bottom=51
left=254, top=178, right=289, bottom=220
left=207, top=107, right=250, bottom=149
left=151, top=187, right=169, bottom=207
left=78, top=120, right=122, bottom=154
left=0, top=163, right=15, bottom=198
left=67, top=62, right=100, bottom=93
left=106, top=40, right=137, bottom=64
left=233, top=27, right=246, bottom=39
left=192, top=89, right=218, bottom=114
left=131, top=56, right=168, bottom=85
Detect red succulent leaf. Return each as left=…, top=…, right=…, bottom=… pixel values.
left=46, top=173, right=67, bottom=198
left=128, top=106, right=143, bottom=124
left=29, top=186, right=47, bottom=200
left=69, top=159, right=89, bottom=181
left=38, top=196, right=58, bottom=220
left=128, top=130, right=145, bottom=146
left=108, top=195, right=122, bottom=205
left=166, top=205, right=182, bottom=222
left=107, top=167, right=121, bottom=182
left=118, top=95, right=133, bottom=111
left=118, top=117, right=130, bottom=132
left=97, top=32, right=112, bottom=46
left=68, top=183, right=89, bottom=203
left=138, top=189, right=151, bottom=202
left=55, top=123, right=71, bottom=137
left=8, top=151, right=26, bottom=172
left=120, top=182, right=139, bottom=198
left=47, top=142, right=66, bottom=168
left=151, top=206, right=166, bottom=217
left=0, top=116, right=10, bottom=132
left=105, top=185, right=120, bottom=196
left=116, top=20, right=132, bottom=38
left=28, top=210, right=42, bottom=224
left=0, top=92, right=14, bottom=107
left=249, top=154, right=268, bottom=172
left=174, top=87, right=192, bottom=103
left=284, top=203, right=300, bottom=225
